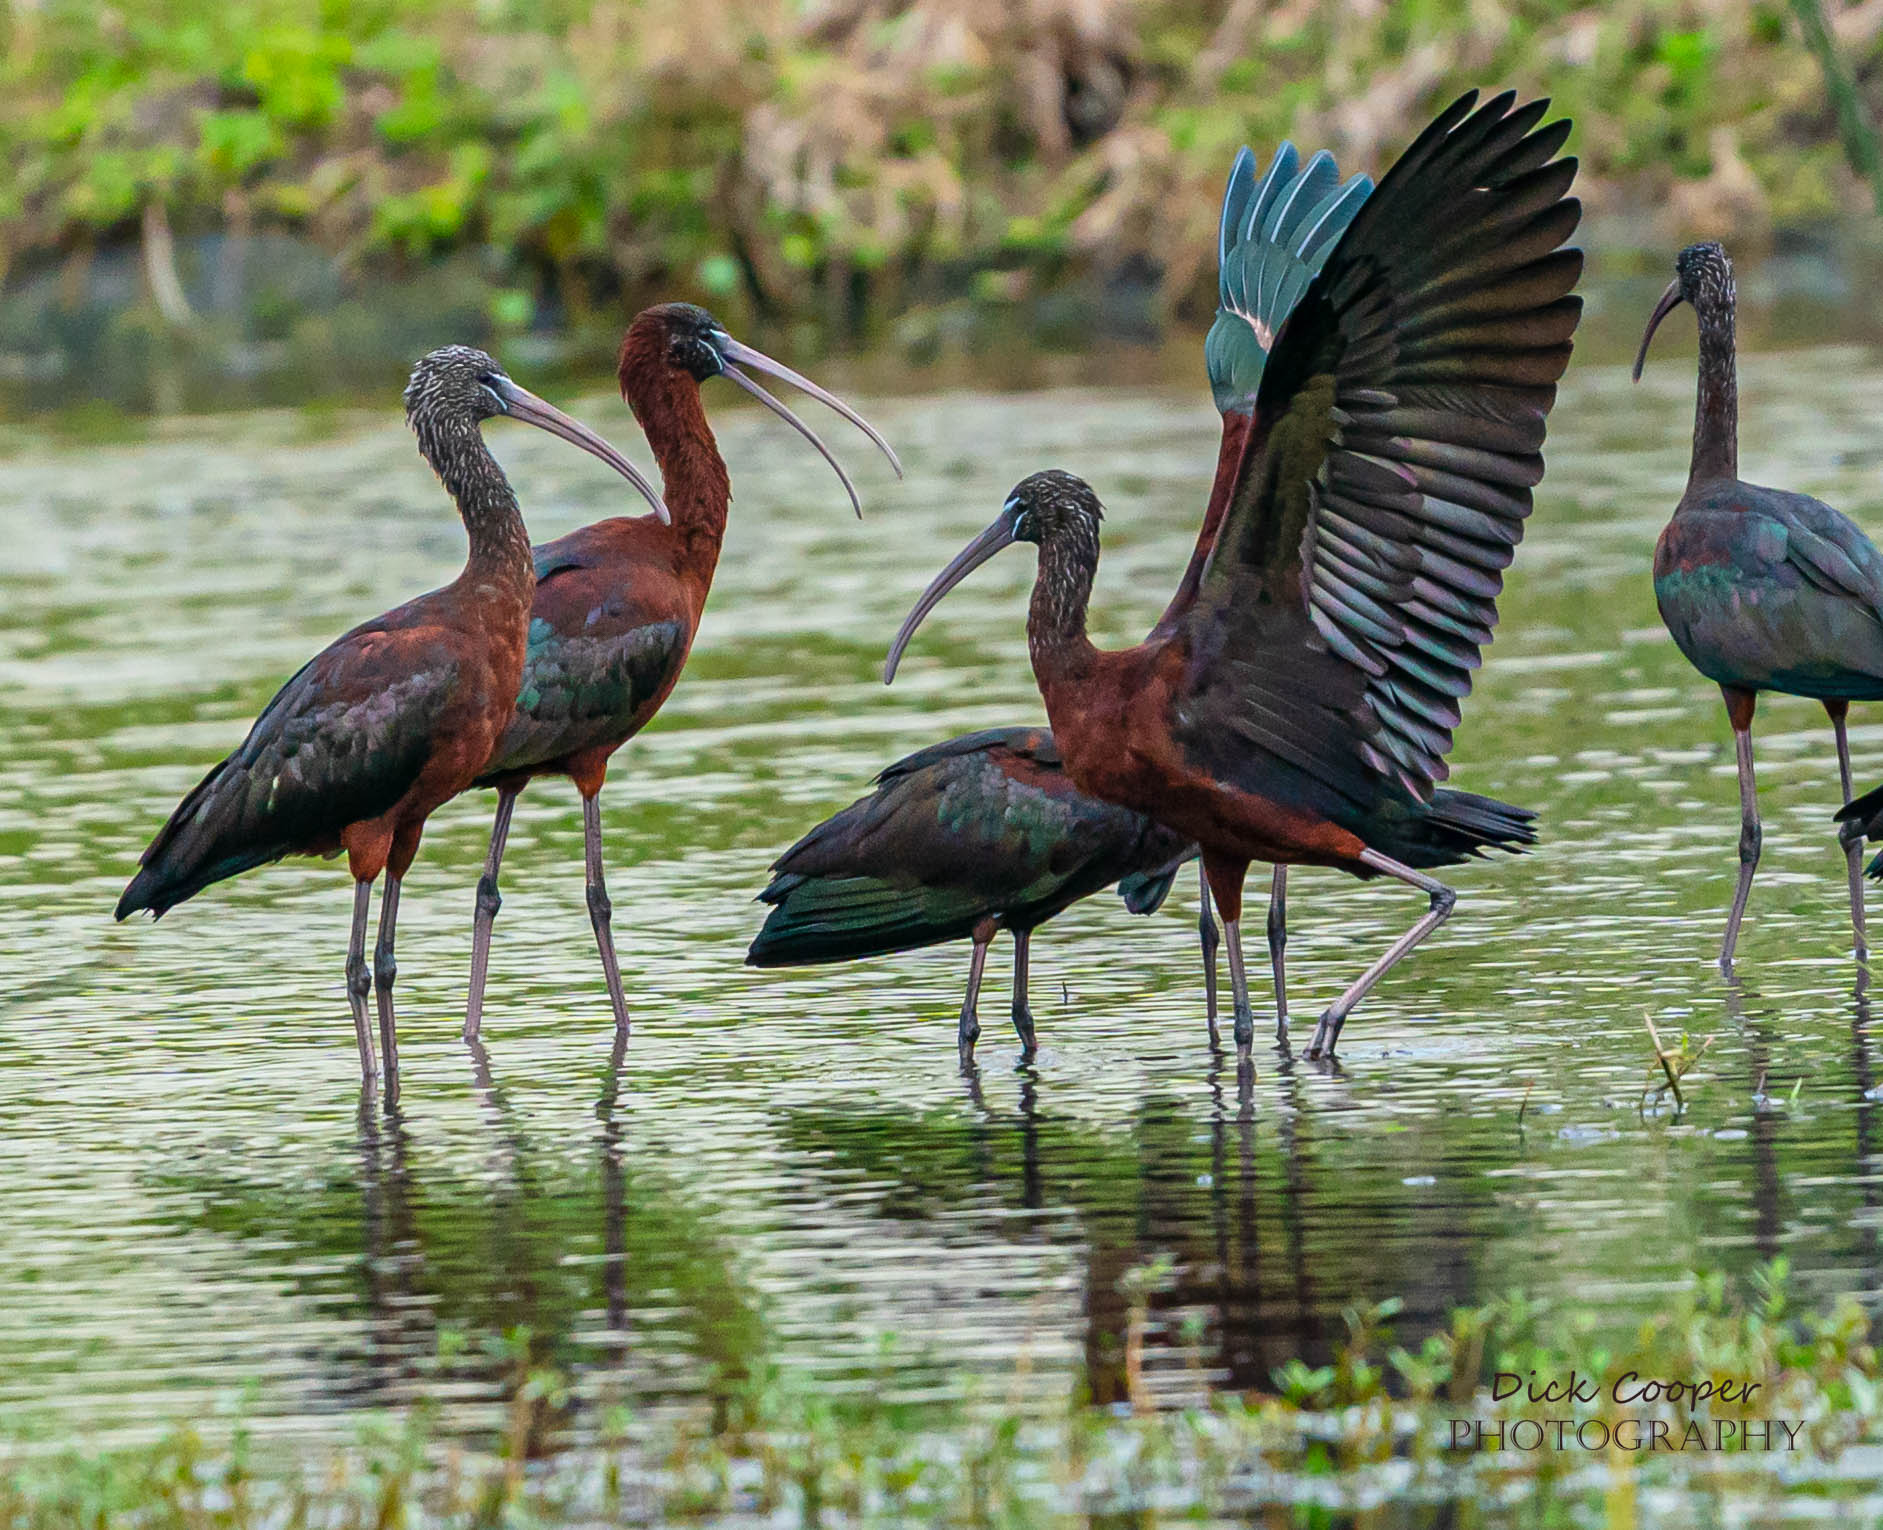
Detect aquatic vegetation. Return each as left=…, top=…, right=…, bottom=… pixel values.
left=2, top=1261, right=1877, bottom=1525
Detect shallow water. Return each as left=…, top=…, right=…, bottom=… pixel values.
left=6, top=335, right=1883, bottom=1469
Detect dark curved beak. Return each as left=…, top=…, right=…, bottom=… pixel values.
left=715, top=333, right=902, bottom=519
left=491, top=377, right=670, bottom=524
left=883, top=504, right=1022, bottom=684
left=1632, top=280, right=1683, bottom=383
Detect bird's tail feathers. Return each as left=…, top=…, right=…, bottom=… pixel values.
left=114, top=758, right=291, bottom=919
left=1384, top=788, right=1538, bottom=870
left=746, top=873, right=991, bottom=967
left=1836, top=781, right=1883, bottom=828
left=1837, top=781, right=1883, bottom=880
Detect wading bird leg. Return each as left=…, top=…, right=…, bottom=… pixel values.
left=1224, top=923, right=1254, bottom=1051
left=1306, top=850, right=1456, bottom=1060
left=960, top=918, right=994, bottom=1056
left=1829, top=700, right=1870, bottom=961
left=464, top=786, right=519, bottom=1043
left=347, top=878, right=377, bottom=1086
left=1203, top=854, right=1254, bottom=1051
left=1197, top=863, right=1220, bottom=1027
left=582, top=792, right=631, bottom=1039
left=1267, top=865, right=1289, bottom=1045
left=1720, top=687, right=1761, bottom=973
left=373, top=875, right=402, bottom=1107
left=1011, top=928, right=1036, bottom=1057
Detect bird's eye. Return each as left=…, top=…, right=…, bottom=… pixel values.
left=477, top=375, right=508, bottom=411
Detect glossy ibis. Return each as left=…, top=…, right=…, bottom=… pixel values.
left=886, top=92, right=1575, bottom=1058
left=746, top=726, right=1194, bottom=1056
left=1183, top=138, right=1373, bottom=1028
left=115, top=348, right=667, bottom=1102
left=745, top=142, right=1374, bottom=1051
left=1635, top=240, right=1882, bottom=969
left=461, top=304, right=900, bottom=1041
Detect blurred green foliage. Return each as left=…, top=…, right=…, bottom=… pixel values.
left=0, top=0, right=1873, bottom=330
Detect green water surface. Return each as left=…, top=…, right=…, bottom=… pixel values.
left=5, top=327, right=1883, bottom=1473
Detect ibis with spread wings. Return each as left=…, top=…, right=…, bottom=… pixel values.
left=886, top=92, right=1578, bottom=1058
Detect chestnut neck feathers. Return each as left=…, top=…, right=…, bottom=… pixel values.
left=617, top=318, right=732, bottom=567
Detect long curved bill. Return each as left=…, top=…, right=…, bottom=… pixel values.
left=492, top=377, right=670, bottom=523
left=716, top=333, right=902, bottom=519
left=1631, top=280, right=1683, bottom=383
left=882, top=504, right=1022, bottom=684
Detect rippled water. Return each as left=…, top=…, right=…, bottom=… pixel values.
left=6, top=337, right=1883, bottom=1460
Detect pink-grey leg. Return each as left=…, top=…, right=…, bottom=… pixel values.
left=1267, top=864, right=1289, bottom=1045
left=1011, top=928, right=1036, bottom=1056
left=1721, top=721, right=1761, bottom=973
left=959, top=917, right=994, bottom=1056
left=1223, top=918, right=1254, bottom=1051
left=1306, top=849, right=1455, bottom=1059
left=347, top=877, right=377, bottom=1088
left=373, top=874, right=402, bottom=1107
left=1197, top=862, right=1219, bottom=1029
left=583, top=793, right=631, bottom=1038
left=1829, top=701, right=1870, bottom=961
left=464, top=785, right=519, bottom=1043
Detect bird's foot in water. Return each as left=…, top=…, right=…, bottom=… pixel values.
left=1305, top=1011, right=1341, bottom=1060
left=1232, top=999, right=1255, bottom=1053
left=1011, top=1004, right=1037, bottom=1060
left=957, top=1005, right=980, bottom=1060
left=1274, top=1004, right=1290, bottom=1051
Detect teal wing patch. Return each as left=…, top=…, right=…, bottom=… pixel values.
left=482, top=617, right=686, bottom=777
left=1205, top=143, right=1372, bottom=414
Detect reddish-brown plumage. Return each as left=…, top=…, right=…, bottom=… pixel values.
left=1042, top=402, right=1368, bottom=892
left=1034, top=635, right=1369, bottom=884
left=1154, top=410, right=1256, bottom=635
left=116, top=345, right=667, bottom=1101
left=460, top=302, right=900, bottom=1040
left=886, top=92, right=1577, bottom=1056
left=352, top=562, right=536, bottom=878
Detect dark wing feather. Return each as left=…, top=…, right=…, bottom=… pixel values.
left=746, top=732, right=1191, bottom=966
left=878, top=725, right=1059, bottom=781
left=116, top=628, right=459, bottom=916
left=1769, top=488, right=1883, bottom=608
left=479, top=520, right=694, bottom=780
left=481, top=609, right=686, bottom=778
left=1182, top=91, right=1582, bottom=812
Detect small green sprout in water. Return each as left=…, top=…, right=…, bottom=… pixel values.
left=1645, top=1013, right=1716, bottom=1113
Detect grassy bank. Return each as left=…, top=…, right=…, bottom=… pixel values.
left=3, top=0, right=1880, bottom=348
left=4, top=1261, right=1879, bottom=1526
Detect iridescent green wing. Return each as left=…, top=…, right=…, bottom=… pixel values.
left=1184, top=92, right=1582, bottom=812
